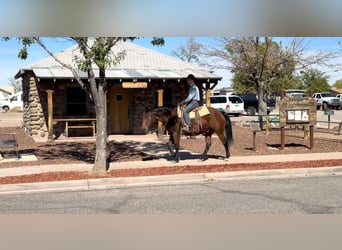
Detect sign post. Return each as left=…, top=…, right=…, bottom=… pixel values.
left=324, top=110, right=334, bottom=129
left=279, top=97, right=317, bottom=149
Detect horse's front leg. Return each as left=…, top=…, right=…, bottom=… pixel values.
left=201, top=133, right=212, bottom=161
left=174, top=143, right=180, bottom=163
left=172, top=131, right=181, bottom=163
left=167, top=137, right=176, bottom=157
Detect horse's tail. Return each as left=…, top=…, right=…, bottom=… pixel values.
left=221, top=111, right=233, bottom=147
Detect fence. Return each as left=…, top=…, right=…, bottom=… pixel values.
left=251, top=114, right=342, bottom=136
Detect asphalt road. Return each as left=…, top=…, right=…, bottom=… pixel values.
left=1, top=175, right=342, bottom=214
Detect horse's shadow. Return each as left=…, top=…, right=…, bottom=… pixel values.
left=143, top=149, right=225, bottom=162
left=133, top=140, right=225, bottom=162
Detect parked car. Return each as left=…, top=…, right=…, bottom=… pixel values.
left=0, top=91, right=23, bottom=112
left=210, top=94, right=244, bottom=116
left=337, top=94, right=342, bottom=109
left=284, top=89, right=306, bottom=98
left=337, top=94, right=342, bottom=102
left=312, top=92, right=341, bottom=111
left=237, top=93, right=276, bottom=116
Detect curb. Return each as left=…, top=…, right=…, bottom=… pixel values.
left=1, top=165, right=342, bottom=195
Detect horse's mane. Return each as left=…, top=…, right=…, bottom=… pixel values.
left=152, top=107, right=174, bottom=117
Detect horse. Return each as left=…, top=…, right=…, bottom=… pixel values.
left=141, top=106, right=233, bottom=162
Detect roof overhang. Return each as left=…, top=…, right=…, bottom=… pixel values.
left=16, top=67, right=222, bottom=82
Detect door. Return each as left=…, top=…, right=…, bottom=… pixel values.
left=109, top=86, right=132, bottom=133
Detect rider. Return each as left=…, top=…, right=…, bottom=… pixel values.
left=178, top=74, right=200, bottom=133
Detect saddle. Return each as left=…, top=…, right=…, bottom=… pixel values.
left=177, top=106, right=210, bottom=119
left=177, top=106, right=210, bottom=133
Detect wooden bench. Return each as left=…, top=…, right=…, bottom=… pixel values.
left=257, top=114, right=279, bottom=135
left=0, top=133, right=19, bottom=160
left=54, top=118, right=96, bottom=137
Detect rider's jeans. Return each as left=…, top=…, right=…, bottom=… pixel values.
left=183, top=100, right=199, bottom=126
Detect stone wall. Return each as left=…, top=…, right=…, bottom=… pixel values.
left=22, top=73, right=48, bottom=138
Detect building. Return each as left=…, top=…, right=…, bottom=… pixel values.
left=0, top=86, right=15, bottom=102
left=330, top=87, right=342, bottom=96
left=15, top=41, right=221, bottom=140
left=211, top=87, right=235, bottom=96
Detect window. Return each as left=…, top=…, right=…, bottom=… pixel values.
left=163, top=88, right=173, bottom=107
left=116, top=94, right=123, bottom=102
left=210, top=96, right=227, bottom=104
left=228, top=96, right=243, bottom=103
left=66, top=87, right=87, bottom=115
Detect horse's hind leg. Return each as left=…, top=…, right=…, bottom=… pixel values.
left=217, top=131, right=230, bottom=160
left=167, top=134, right=176, bottom=157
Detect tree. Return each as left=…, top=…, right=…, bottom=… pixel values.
left=333, top=79, right=342, bottom=89
left=300, top=68, right=330, bottom=92
left=4, top=37, right=164, bottom=174
left=171, top=37, right=203, bottom=63
left=7, top=77, right=22, bottom=92
left=203, top=37, right=340, bottom=114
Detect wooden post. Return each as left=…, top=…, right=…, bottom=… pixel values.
left=303, top=125, right=308, bottom=139
left=266, top=115, right=270, bottom=136
left=46, top=90, right=54, bottom=142
left=157, top=89, right=164, bottom=137
left=281, top=126, right=285, bottom=150
left=309, top=125, right=314, bottom=149
left=206, top=82, right=211, bottom=107
left=253, top=131, right=257, bottom=151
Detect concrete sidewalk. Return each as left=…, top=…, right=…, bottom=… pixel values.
left=0, top=132, right=341, bottom=194
left=0, top=152, right=341, bottom=179
left=0, top=152, right=342, bottom=195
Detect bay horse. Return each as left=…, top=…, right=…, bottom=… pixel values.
left=141, top=106, right=233, bottom=162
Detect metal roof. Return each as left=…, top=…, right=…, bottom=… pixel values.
left=16, top=41, right=221, bottom=81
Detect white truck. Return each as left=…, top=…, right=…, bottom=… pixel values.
left=312, top=92, right=341, bottom=111
left=337, top=94, right=342, bottom=102
left=0, top=91, right=23, bottom=112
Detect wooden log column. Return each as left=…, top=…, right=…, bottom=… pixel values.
left=157, top=89, right=164, bottom=137
left=205, top=82, right=211, bottom=107
left=46, top=90, right=54, bottom=142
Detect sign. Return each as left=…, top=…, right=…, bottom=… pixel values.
left=249, top=121, right=261, bottom=132
left=122, top=82, right=147, bottom=88
left=324, top=110, right=334, bottom=115
left=279, top=97, right=317, bottom=126
left=286, top=109, right=309, bottom=123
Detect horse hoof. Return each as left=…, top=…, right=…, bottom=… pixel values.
left=224, top=157, right=229, bottom=162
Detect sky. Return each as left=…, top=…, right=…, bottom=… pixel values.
left=1, top=37, right=342, bottom=90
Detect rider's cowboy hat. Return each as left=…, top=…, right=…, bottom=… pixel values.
left=185, top=74, right=196, bottom=81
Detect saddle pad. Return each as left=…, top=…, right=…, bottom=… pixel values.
left=177, top=106, right=210, bottom=119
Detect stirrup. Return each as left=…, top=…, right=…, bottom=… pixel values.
left=182, top=125, right=191, bottom=133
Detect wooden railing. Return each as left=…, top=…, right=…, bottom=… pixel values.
left=53, top=117, right=96, bottom=137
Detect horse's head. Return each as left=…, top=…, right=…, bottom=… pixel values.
left=141, top=107, right=158, bottom=133
left=142, top=107, right=175, bottom=133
